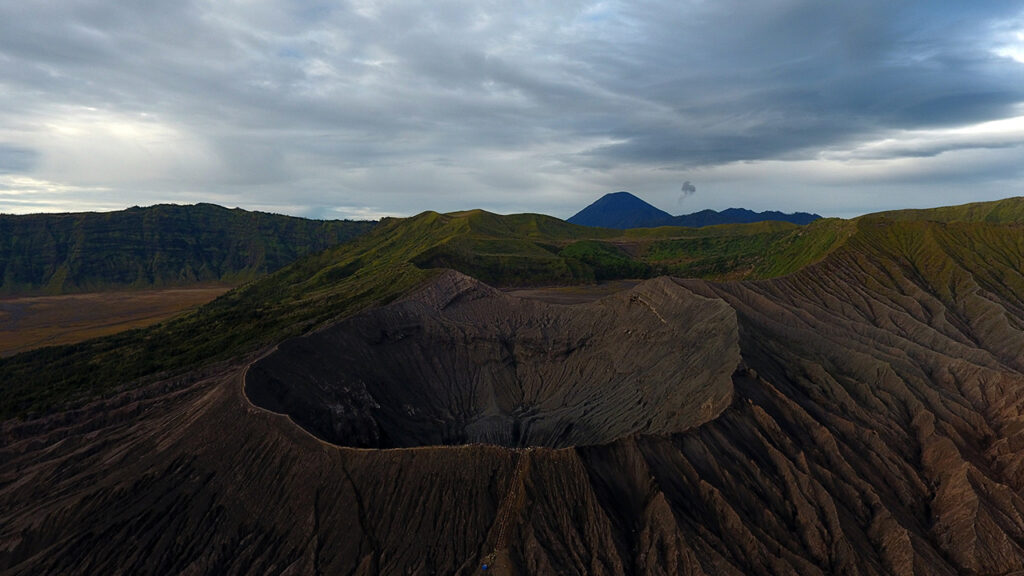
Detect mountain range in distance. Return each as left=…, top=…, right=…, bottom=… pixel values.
left=0, top=203, right=374, bottom=295
left=0, top=192, right=818, bottom=298
left=567, top=190, right=822, bottom=229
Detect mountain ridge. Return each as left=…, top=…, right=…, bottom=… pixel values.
left=0, top=203, right=375, bottom=295
left=871, top=195, right=1024, bottom=223
left=567, top=191, right=822, bottom=229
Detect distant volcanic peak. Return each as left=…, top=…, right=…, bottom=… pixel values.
left=567, top=191, right=674, bottom=229
left=245, top=272, right=739, bottom=449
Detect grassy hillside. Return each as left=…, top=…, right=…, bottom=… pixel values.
left=0, top=203, right=375, bottom=295
left=626, top=219, right=854, bottom=279
left=872, top=196, right=1024, bottom=223
left=414, top=210, right=851, bottom=284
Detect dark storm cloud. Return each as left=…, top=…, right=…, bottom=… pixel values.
left=575, top=1, right=1024, bottom=166
left=0, top=0, right=1023, bottom=216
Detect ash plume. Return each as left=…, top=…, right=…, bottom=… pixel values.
left=679, top=181, right=696, bottom=204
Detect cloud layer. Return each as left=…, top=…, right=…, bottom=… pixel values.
left=2, top=0, right=1024, bottom=218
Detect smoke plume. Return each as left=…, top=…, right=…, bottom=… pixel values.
left=679, top=181, right=696, bottom=204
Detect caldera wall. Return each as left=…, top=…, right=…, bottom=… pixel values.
left=245, top=271, right=740, bottom=448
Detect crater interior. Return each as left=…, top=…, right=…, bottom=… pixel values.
left=245, top=271, right=739, bottom=448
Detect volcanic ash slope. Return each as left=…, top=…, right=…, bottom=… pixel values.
left=245, top=270, right=740, bottom=449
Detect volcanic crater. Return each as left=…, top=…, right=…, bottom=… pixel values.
left=245, top=271, right=740, bottom=449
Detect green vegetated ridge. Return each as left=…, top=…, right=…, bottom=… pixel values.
left=0, top=203, right=376, bottom=295
left=413, top=209, right=855, bottom=284
left=5, top=198, right=1024, bottom=418
left=873, top=196, right=1024, bottom=224
left=846, top=215, right=1024, bottom=311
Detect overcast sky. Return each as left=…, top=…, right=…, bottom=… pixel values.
left=1, top=1, right=1024, bottom=220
